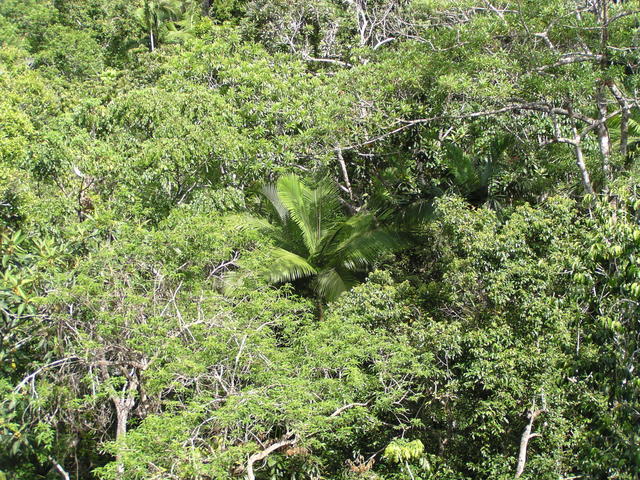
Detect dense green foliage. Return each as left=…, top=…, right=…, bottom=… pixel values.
left=1, top=0, right=639, bottom=479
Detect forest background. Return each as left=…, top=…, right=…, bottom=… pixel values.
left=0, top=0, right=639, bottom=479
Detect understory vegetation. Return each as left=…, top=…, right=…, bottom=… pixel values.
left=1, top=0, right=639, bottom=479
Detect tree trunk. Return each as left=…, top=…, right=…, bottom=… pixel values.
left=112, top=375, right=139, bottom=477
left=596, top=87, right=612, bottom=188
left=201, top=0, right=211, bottom=15
left=336, top=148, right=353, bottom=201
left=113, top=397, right=133, bottom=477
left=572, top=126, right=595, bottom=195
left=608, top=81, right=631, bottom=158
left=515, top=408, right=543, bottom=478
left=596, top=0, right=612, bottom=187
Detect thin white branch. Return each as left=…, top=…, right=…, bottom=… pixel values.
left=330, top=402, right=368, bottom=417
left=515, top=408, right=544, bottom=478
left=49, top=456, right=70, bottom=480
left=246, top=432, right=296, bottom=480
left=13, top=358, right=79, bottom=394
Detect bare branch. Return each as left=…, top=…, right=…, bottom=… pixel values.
left=246, top=432, right=296, bottom=480
left=330, top=402, right=368, bottom=417
left=338, top=101, right=598, bottom=152
left=515, top=407, right=545, bottom=478
left=571, top=123, right=595, bottom=195
left=13, top=357, right=79, bottom=394
left=607, top=10, right=640, bottom=26
left=302, top=54, right=353, bottom=68
left=335, top=148, right=353, bottom=200
left=49, top=456, right=70, bottom=480
left=534, top=32, right=557, bottom=52
left=608, top=81, right=633, bottom=157
left=535, top=53, right=604, bottom=71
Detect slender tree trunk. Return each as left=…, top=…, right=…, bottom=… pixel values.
left=316, top=298, right=324, bottom=321
left=150, top=29, right=155, bottom=52
left=572, top=125, right=595, bottom=195
left=336, top=148, right=353, bottom=201
left=596, top=87, right=612, bottom=187
left=114, top=401, right=130, bottom=442
left=113, top=398, right=132, bottom=476
left=95, top=352, right=143, bottom=478
left=596, top=0, right=612, bottom=187
left=515, top=407, right=544, bottom=478
left=112, top=375, right=139, bottom=477
left=608, top=81, right=631, bottom=158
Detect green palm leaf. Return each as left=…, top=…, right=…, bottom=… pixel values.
left=265, top=247, right=317, bottom=284
left=322, top=214, right=403, bottom=267
left=276, top=175, right=341, bottom=255
left=229, top=174, right=408, bottom=302
left=275, top=175, right=316, bottom=253
left=339, top=228, right=405, bottom=271
left=609, top=112, right=640, bottom=157
left=314, top=267, right=356, bottom=302
left=261, top=183, right=289, bottom=224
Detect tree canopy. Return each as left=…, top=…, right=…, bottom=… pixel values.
left=1, top=1, right=639, bottom=479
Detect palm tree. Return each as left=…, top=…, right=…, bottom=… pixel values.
left=134, top=0, right=184, bottom=52
left=442, top=136, right=509, bottom=207
left=609, top=111, right=640, bottom=161
left=251, top=175, right=404, bottom=302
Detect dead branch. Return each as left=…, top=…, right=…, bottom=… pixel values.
left=244, top=401, right=369, bottom=479
left=13, top=357, right=80, bottom=394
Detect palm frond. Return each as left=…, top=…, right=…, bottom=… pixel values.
left=302, top=177, right=343, bottom=246
left=261, top=183, right=289, bottom=224
left=165, top=23, right=195, bottom=44
left=629, top=115, right=640, bottom=138
left=276, top=175, right=341, bottom=255
left=609, top=112, right=640, bottom=156
left=249, top=174, right=409, bottom=302
left=444, top=144, right=479, bottom=188
left=321, top=214, right=405, bottom=271
left=156, top=0, right=183, bottom=20
left=314, top=267, right=355, bottom=302
left=264, top=247, right=317, bottom=284
left=133, top=7, right=149, bottom=29
left=276, top=175, right=315, bottom=252
left=235, top=215, right=279, bottom=235
left=221, top=269, right=250, bottom=295
left=383, top=198, right=434, bottom=231
left=339, top=228, right=405, bottom=271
